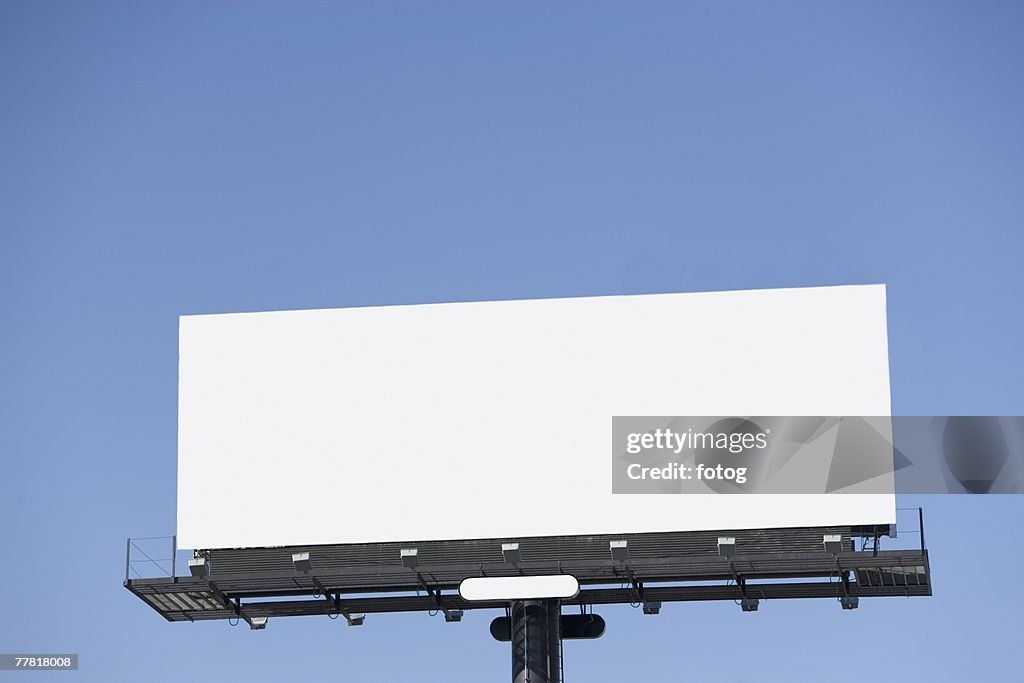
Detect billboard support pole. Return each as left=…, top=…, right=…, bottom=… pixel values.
left=548, top=599, right=562, bottom=683
left=510, top=599, right=561, bottom=683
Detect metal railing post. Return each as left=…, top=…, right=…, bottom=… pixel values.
left=918, top=507, right=926, bottom=552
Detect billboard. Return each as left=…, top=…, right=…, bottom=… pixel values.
left=177, top=285, right=894, bottom=550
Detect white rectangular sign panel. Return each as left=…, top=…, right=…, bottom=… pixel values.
left=178, top=285, right=894, bottom=549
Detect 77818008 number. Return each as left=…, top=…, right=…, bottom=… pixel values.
left=16, top=657, right=73, bottom=668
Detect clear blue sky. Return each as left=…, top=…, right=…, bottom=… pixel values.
left=2, top=2, right=1022, bottom=681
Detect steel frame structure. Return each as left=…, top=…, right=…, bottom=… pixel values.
left=125, top=518, right=930, bottom=625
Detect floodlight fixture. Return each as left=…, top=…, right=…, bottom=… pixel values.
left=740, top=597, right=759, bottom=612
left=609, top=540, right=629, bottom=562
left=347, top=613, right=365, bottom=626
left=501, top=543, right=521, bottom=564
left=188, top=557, right=208, bottom=578
left=823, top=534, right=843, bottom=555
left=642, top=601, right=662, bottom=615
left=401, top=548, right=419, bottom=569
left=249, top=616, right=268, bottom=630
left=718, top=537, right=736, bottom=558
left=292, top=552, right=311, bottom=573
left=445, top=609, right=464, bottom=623
left=840, top=596, right=859, bottom=610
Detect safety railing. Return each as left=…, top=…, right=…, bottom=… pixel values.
left=125, top=535, right=180, bottom=582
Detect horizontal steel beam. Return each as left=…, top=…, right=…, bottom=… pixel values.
left=125, top=548, right=930, bottom=623
left=128, top=577, right=931, bottom=623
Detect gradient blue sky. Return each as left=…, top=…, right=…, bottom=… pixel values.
left=2, top=2, right=1023, bottom=681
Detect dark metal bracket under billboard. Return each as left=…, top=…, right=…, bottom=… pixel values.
left=125, top=512, right=930, bottom=683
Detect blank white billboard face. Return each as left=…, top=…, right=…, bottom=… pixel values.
left=177, top=285, right=894, bottom=550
